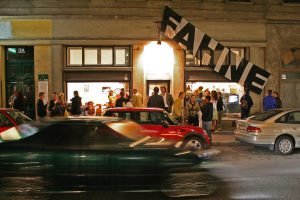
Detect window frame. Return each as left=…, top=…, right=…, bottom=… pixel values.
left=66, top=45, right=132, bottom=67
left=185, top=47, right=248, bottom=68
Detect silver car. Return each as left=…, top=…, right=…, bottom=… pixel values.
left=234, top=109, right=300, bottom=155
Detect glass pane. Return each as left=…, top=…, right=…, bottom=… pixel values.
left=101, top=48, right=113, bottom=65
left=115, top=48, right=129, bottom=65
left=84, top=48, right=98, bottom=65
left=68, top=47, right=82, bottom=65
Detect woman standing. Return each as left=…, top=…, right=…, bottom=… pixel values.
left=52, top=95, right=65, bottom=117
left=272, top=91, right=282, bottom=108
left=217, top=92, right=224, bottom=131
left=186, top=95, right=200, bottom=126
left=211, top=90, right=218, bottom=132
left=107, top=90, right=115, bottom=108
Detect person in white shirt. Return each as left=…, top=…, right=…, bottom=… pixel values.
left=160, top=86, right=174, bottom=113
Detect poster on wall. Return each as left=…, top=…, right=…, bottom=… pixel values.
left=38, top=74, right=48, bottom=104
left=161, top=6, right=270, bottom=94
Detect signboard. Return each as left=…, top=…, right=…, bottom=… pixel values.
left=38, top=73, right=48, bottom=104
left=161, top=6, right=270, bottom=94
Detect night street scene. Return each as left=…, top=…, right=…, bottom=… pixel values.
left=0, top=0, right=300, bottom=199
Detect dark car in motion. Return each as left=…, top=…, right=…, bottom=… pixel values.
left=0, top=117, right=207, bottom=197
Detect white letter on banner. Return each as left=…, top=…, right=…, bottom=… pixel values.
left=193, top=28, right=204, bottom=56
left=239, top=62, right=253, bottom=85
left=214, top=47, right=229, bottom=73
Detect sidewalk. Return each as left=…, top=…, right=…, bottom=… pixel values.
left=210, top=120, right=241, bottom=146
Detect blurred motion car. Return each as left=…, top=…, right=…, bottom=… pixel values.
left=0, top=108, right=32, bottom=141
left=235, top=109, right=300, bottom=155
left=103, top=107, right=211, bottom=151
left=0, top=117, right=212, bottom=195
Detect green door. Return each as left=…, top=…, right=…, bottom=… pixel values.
left=6, top=48, right=35, bottom=119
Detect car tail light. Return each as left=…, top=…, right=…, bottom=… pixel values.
left=247, top=126, right=261, bottom=133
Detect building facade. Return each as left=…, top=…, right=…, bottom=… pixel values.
left=0, top=0, right=300, bottom=118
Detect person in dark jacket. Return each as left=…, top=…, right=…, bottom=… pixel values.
left=115, top=92, right=128, bottom=107
left=240, top=89, right=253, bottom=119
left=37, top=92, right=47, bottom=119
left=147, top=87, right=165, bottom=109
left=201, top=95, right=213, bottom=136
left=48, top=92, right=58, bottom=117
left=13, top=91, right=26, bottom=113
left=70, top=91, right=82, bottom=116
left=217, top=92, right=224, bottom=130
left=263, top=89, right=277, bottom=111
left=272, top=91, right=282, bottom=108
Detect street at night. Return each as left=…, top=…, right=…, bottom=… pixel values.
left=1, top=135, right=300, bottom=200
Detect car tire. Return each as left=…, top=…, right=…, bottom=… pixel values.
left=275, top=135, right=294, bottom=155
left=182, top=137, right=204, bottom=151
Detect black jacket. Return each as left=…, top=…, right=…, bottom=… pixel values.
left=13, top=98, right=25, bottom=112
left=37, top=99, right=47, bottom=118
left=71, top=96, right=82, bottom=115
left=201, top=102, right=213, bottom=122
left=147, top=94, right=165, bottom=109
left=217, top=97, right=224, bottom=111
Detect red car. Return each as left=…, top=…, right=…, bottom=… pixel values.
left=0, top=109, right=32, bottom=141
left=104, top=107, right=211, bottom=150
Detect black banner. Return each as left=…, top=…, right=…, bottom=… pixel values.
left=161, top=6, right=270, bottom=94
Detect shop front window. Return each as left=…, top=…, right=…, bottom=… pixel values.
left=67, top=46, right=131, bottom=67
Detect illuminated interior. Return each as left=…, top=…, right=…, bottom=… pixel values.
left=142, top=41, right=174, bottom=77
left=67, top=82, right=129, bottom=106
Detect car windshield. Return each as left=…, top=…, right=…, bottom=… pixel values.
left=163, top=111, right=179, bottom=125
left=249, top=110, right=283, bottom=121
left=7, top=111, right=32, bottom=125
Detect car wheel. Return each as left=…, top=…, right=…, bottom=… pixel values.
left=275, top=135, right=294, bottom=155
left=182, top=137, right=204, bottom=151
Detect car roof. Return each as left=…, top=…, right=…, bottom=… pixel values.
left=0, top=108, right=18, bottom=112
left=36, top=116, right=122, bottom=125
left=105, top=107, right=165, bottom=112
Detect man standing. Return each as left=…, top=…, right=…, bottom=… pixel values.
left=201, top=95, right=213, bottom=137
left=70, top=90, right=82, bottom=116
left=263, top=89, right=277, bottom=111
left=147, top=87, right=164, bottom=109
left=132, top=88, right=143, bottom=107
left=160, top=86, right=174, bottom=113
left=240, top=89, right=253, bottom=119
left=172, top=92, right=185, bottom=123
left=48, top=92, right=58, bottom=117
left=37, top=92, right=47, bottom=119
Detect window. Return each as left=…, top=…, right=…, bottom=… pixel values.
left=249, top=110, right=283, bottom=121
left=67, top=46, right=131, bottom=67
left=0, top=113, right=14, bottom=127
left=136, top=112, right=165, bottom=125
left=105, top=112, right=133, bottom=121
left=67, top=47, right=82, bottom=65
left=287, top=112, right=300, bottom=124
left=282, top=0, right=300, bottom=3
left=185, top=47, right=246, bottom=67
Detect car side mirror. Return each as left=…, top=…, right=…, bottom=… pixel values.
left=161, top=120, right=169, bottom=128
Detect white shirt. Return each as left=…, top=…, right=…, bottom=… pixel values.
left=162, top=93, right=169, bottom=107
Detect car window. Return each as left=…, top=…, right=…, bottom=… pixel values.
left=249, top=110, right=283, bottom=121
left=82, top=124, right=133, bottom=149
left=105, top=112, right=134, bottom=121
left=21, top=123, right=87, bottom=148
left=0, top=112, right=14, bottom=127
left=287, top=112, right=300, bottom=124
left=6, top=111, right=32, bottom=125
left=275, top=114, right=288, bottom=123
left=136, top=111, right=165, bottom=125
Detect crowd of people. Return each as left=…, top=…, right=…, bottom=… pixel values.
left=12, top=85, right=283, bottom=134
left=36, top=91, right=83, bottom=119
